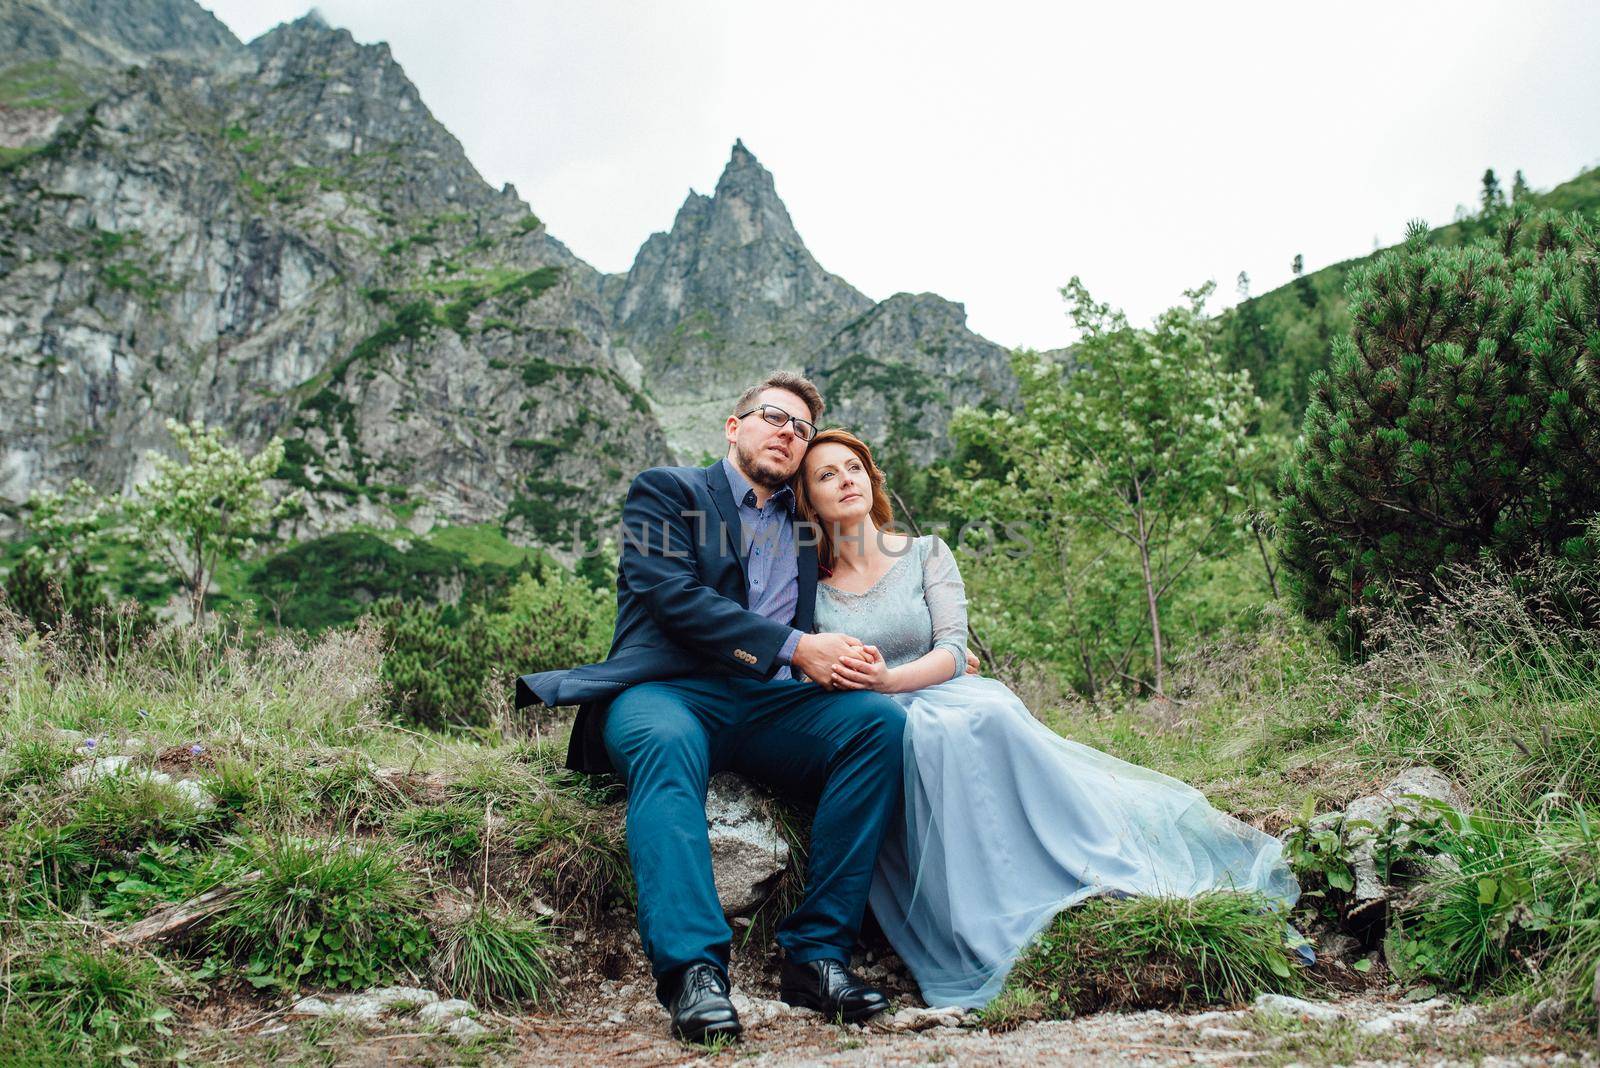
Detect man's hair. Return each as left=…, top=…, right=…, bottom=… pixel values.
left=733, top=371, right=825, bottom=424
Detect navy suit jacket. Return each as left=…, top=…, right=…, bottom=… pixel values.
left=516, top=460, right=818, bottom=775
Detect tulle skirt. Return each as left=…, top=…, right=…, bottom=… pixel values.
left=868, top=675, right=1298, bottom=1009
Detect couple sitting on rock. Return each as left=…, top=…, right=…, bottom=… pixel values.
left=518, top=370, right=1301, bottom=1042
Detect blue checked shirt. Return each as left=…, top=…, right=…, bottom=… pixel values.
left=721, top=458, right=803, bottom=679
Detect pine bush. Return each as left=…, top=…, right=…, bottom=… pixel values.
left=1278, top=210, right=1600, bottom=650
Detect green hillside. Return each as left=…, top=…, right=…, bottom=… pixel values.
left=1219, top=166, right=1600, bottom=424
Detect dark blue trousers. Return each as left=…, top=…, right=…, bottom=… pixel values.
left=601, top=676, right=906, bottom=1001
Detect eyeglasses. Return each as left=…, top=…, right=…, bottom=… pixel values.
left=736, top=403, right=817, bottom=442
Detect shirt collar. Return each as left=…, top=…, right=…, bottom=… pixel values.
left=721, top=456, right=796, bottom=514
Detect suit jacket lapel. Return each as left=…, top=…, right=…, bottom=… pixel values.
left=796, top=536, right=817, bottom=632
left=705, top=460, right=750, bottom=588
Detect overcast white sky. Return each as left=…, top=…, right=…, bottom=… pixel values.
left=203, top=0, right=1600, bottom=351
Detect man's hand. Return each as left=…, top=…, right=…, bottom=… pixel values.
left=793, top=632, right=866, bottom=689
left=965, top=649, right=981, bottom=676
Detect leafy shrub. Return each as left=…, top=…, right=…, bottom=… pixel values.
left=1281, top=794, right=1467, bottom=919
left=370, top=565, right=612, bottom=727
left=433, top=906, right=560, bottom=1006
left=1278, top=211, right=1600, bottom=651
left=1006, top=892, right=1301, bottom=1015
left=1383, top=808, right=1600, bottom=1027
left=248, top=531, right=525, bottom=632
left=212, top=835, right=432, bottom=991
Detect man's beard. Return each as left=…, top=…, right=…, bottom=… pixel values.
left=734, top=439, right=792, bottom=489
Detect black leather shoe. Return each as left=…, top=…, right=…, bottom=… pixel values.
left=667, top=963, right=742, bottom=1043
left=778, top=956, right=890, bottom=1023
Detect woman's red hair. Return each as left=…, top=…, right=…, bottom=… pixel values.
left=794, top=428, right=896, bottom=574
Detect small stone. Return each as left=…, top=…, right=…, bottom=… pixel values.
left=1530, top=997, right=1565, bottom=1028
left=1198, top=1027, right=1254, bottom=1041
left=1253, top=994, right=1342, bottom=1024
left=289, top=996, right=333, bottom=1016
left=607, top=1011, right=627, bottom=1024
left=1318, top=933, right=1362, bottom=963
left=171, top=778, right=215, bottom=810
left=417, top=998, right=475, bottom=1026
left=64, top=754, right=132, bottom=787
left=884, top=1005, right=967, bottom=1032
left=443, top=1016, right=488, bottom=1037
left=728, top=992, right=789, bottom=1027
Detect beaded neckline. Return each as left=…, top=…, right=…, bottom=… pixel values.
left=818, top=541, right=919, bottom=599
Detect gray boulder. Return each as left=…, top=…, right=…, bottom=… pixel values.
left=705, top=772, right=790, bottom=916
left=1342, top=766, right=1470, bottom=907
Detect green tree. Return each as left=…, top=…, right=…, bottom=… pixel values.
left=1512, top=168, right=1531, bottom=204
left=5, top=480, right=107, bottom=629
left=951, top=280, right=1264, bottom=697
left=1480, top=167, right=1505, bottom=215
left=123, top=419, right=294, bottom=624
left=1276, top=210, right=1600, bottom=651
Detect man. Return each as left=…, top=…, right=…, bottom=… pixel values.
left=517, top=371, right=903, bottom=1043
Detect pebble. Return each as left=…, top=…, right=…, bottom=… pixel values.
left=1252, top=993, right=1343, bottom=1024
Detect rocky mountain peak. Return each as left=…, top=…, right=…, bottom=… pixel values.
left=0, top=0, right=242, bottom=70
left=707, top=138, right=800, bottom=247
left=241, top=13, right=497, bottom=216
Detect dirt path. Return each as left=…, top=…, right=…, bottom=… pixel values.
left=218, top=991, right=1593, bottom=1067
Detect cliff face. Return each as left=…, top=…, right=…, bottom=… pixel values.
left=1, top=7, right=666, bottom=548
left=608, top=141, right=1016, bottom=464
left=1, top=1, right=1016, bottom=549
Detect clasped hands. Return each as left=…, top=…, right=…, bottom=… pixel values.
left=793, top=632, right=980, bottom=692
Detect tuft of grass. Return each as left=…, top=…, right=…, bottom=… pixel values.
left=0, top=735, right=75, bottom=789
left=433, top=905, right=560, bottom=1006
left=973, top=986, right=1046, bottom=1032
left=1007, top=891, right=1303, bottom=1016
left=393, top=802, right=484, bottom=864
left=1, top=819, right=96, bottom=914
left=507, top=796, right=631, bottom=918
left=68, top=769, right=217, bottom=851
left=304, top=751, right=407, bottom=824
left=211, top=835, right=432, bottom=991
left=2, top=937, right=174, bottom=1059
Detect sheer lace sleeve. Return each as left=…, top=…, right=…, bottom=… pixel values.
left=922, top=535, right=968, bottom=681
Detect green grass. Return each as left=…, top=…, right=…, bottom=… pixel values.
left=69, top=769, right=219, bottom=851
left=213, top=834, right=432, bottom=991
left=1005, top=891, right=1302, bottom=1016
left=0, top=936, right=174, bottom=1060
left=0, top=59, right=92, bottom=111
left=425, top=523, right=548, bottom=569
left=434, top=906, right=560, bottom=1006
left=393, top=801, right=484, bottom=863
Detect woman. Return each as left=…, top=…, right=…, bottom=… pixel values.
left=794, top=428, right=1302, bottom=1009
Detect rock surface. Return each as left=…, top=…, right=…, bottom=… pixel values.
left=1340, top=765, right=1471, bottom=906
left=705, top=771, right=791, bottom=915
left=1, top=1, right=1019, bottom=551
left=289, top=985, right=486, bottom=1038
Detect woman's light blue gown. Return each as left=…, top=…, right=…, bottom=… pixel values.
left=814, top=535, right=1299, bottom=1009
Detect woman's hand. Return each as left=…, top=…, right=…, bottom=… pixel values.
left=832, top=644, right=895, bottom=692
